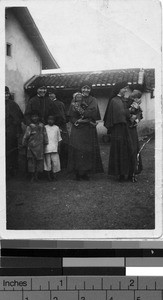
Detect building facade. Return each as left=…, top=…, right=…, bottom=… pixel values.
left=5, top=7, right=59, bottom=112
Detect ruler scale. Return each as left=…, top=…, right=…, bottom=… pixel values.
left=1, top=276, right=163, bottom=300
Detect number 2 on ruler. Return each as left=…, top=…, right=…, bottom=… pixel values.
left=130, top=279, right=134, bottom=286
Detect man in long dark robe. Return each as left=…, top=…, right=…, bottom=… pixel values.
left=104, top=83, right=134, bottom=181
left=5, top=86, right=23, bottom=178
left=67, top=85, right=103, bottom=180
left=24, top=86, right=61, bottom=125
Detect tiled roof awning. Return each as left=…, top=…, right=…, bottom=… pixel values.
left=25, top=68, right=155, bottom=92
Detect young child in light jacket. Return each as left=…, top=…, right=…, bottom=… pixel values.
left=44, top=115, right=62, bottom=181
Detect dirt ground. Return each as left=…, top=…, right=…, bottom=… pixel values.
left=6, top=137, right=155, bottom=230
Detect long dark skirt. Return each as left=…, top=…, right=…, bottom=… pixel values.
left=67, top=124, right=103, bottom=175
left=128, top=126, right=143, bottom=175
left=108, top=123, right=133, bottom=176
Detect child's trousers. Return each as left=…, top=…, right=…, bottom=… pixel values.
left=44, top=153, right=61, bottom=173
left=28, top=157, right=43, bottom=173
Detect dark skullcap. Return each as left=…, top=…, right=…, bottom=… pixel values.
left=30, top=110, right=41, bottom=118
left=37, top=86, right=47, bottom=90
left=114, top=81, right=128, bottom=94
left=48, top=90, right=56, bottom=95
left=132, top=89, right=142, bottom=99
left=5, top=86, right=10, bottom=92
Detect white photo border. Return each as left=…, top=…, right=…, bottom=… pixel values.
left=0, top=0, right=162, bottom=240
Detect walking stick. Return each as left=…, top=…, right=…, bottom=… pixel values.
left=137, top=134, right=154, bottom=168
left=131, top=134, right=154, bottom=183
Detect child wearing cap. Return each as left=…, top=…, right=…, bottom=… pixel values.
left=44, top=115, right=62, bottom=181
left=128, top=90, right=143, bottom=127
left=22, top=111, right=48, bottom=182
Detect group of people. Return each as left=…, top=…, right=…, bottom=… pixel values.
left=5, top=82, right=143, bottom=183
left=6, top=85, right=68, bottom=181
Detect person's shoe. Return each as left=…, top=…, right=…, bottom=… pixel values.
left=75, top=174, right=81, bottom=181
left=30, top=174, right=35, bottom=183
left=52, top=173, right=58, bottom=181
left=46, top=171, right=52, bottom=182
left=82, top=174, right=90, bottom=181
left=118, top=175, right=125, bottom=182
left=34, top=173, right=39, bottom=182
left=128, top=174, right=137, bottom=182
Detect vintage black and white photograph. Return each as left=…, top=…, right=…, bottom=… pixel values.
left=1, top=0, right=162, bottom=238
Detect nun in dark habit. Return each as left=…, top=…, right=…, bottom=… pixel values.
left=104, top=83, right=134, bottom=181
left=67, top=84, right=104, bottom=180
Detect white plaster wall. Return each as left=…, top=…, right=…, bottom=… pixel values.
left=137, top=92, right=155, bottom=136
left=140, top=93, right=155, bottom=121
left=5, top=10, right=42, bottom=112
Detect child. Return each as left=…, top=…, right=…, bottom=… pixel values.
left=22, top=111, right=48, bottom=182
left=128, top=90, right=143, bottom=127
left=72, top=92, right=97, bottom=127
left=44, top=115, right=62, bottom=181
